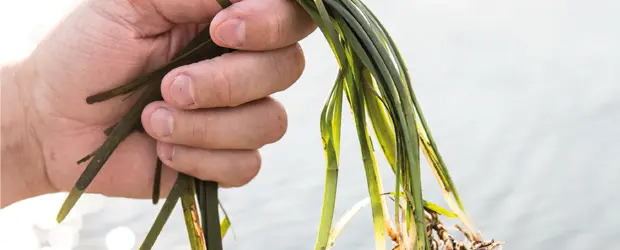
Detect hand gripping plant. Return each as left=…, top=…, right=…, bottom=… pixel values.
left=55, top=0, right=503, bottom=249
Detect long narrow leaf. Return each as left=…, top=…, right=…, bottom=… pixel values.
left=327, top=193, right=400, bottom=249
left=315, top=71, right=345, bottom=250
left=343, top=55, right=387, bottom=250
left=139, top=174, right=190, bottom=250
left=180, top=181, right=206, bottom=250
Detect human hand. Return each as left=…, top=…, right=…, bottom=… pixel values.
left=0, top=0, right=315, bottom=208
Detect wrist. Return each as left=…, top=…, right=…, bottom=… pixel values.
left=1, top=61, right=50, bottom=208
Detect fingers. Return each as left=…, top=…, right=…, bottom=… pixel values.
left=210, top=0, right=317, bottom=50
left=138, top=96, right=286, bottom=188
left=157, top=143, right=261, bottom=187
left=161, top=44, right=305, bottom=109
left=141, top=98, right=288, bottom=150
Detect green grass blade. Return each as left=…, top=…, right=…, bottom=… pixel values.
left=360, top=70, right=406, bottom=240
left=314, top=71, right=345, bottom=250
left=152, top=159, right=162, bottom=204
left=139, top=173, right=189, bottom=250
left=311, top=0, right=349, bottom=71
left=203, top=181, right=223, bottom=250
left=423, top=200, right=457, bottom=219
left=361, top=71, right=396, bottom=169
left=180, top=180, right=205, bottom=250
left=218, top=201, right=233, bottom=239
left=220, top=216, right=231, bottom=238
left=343, top=57, right=387, bottom=250
left=330, top=21, right=406, bottom=239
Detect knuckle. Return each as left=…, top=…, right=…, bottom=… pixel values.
left=287, top=43, right=306, bottom=82
left=239, top=151, right=262, bottom=185
left=271, top=44, right=305, bottom=92
left=265, top=98, right=288, bottom=143
left=187, top=114, right=211, bottom=146
left=228, top=151, right=261, bottom=187
left=204, top=59, right=235, bottom=107
left=267, top=11, right=285, bottom=47
left=168, top=146, right=200, bottom=177
left=187, top=163, right=204, bottom=179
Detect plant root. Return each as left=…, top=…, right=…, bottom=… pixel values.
left=424, top=209, right=503, bottom=250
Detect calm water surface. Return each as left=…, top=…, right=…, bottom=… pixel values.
left=1, top=0, right=619, bottom=249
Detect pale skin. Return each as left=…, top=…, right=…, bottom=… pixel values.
left=0, top=0, right=316, bottom=208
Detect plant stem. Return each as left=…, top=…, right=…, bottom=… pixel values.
left=152, top=159, right=162, bottom=204
left=140, top=174, right=190, bottom=250
left=203, top=181, right=223, bottom=250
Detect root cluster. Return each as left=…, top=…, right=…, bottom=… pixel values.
left=424, top=210, right=503, bottom=250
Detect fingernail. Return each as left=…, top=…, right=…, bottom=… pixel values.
left=216, top=19, right=245, bottom=47
left=170, top=75, right=195, bottom=106
left=158, top=142, right=174, bottom=162
left=150, top=108, right=173, bottom=137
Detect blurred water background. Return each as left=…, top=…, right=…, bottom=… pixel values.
left=1, top=0, right=619, bottom=249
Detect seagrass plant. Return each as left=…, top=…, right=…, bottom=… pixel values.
left=54, top=0, right=503, bottom=249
